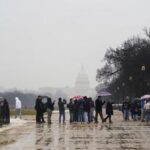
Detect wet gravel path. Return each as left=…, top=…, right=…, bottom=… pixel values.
left=1, top=111, right=150, bottom=150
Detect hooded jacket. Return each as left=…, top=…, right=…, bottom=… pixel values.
left=15, top=97, right=22, bottom=109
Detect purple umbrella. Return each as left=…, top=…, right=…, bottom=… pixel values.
left=141, top=94, right=150, bottom=100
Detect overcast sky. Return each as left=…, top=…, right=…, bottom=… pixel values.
left=0, top=0, right=150, bottom=90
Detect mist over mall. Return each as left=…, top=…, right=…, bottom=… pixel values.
left=0, top=0, right=150, bottom=150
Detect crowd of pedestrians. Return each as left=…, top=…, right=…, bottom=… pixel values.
left=34, top=95, right=113, bottom=124
left=34, top=94, right=150, bottom=124
left=66, top=96, right=113, bottom=124
left=122, top=96, right=150, bottom=122
left=67, top=96, right=95, bottom=123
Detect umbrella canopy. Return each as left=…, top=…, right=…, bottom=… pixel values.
left=141, top=94, right=150, bottom=100
left=72, top=96, right=82, bottom=100
left=97, top=91, right=112, bottom=97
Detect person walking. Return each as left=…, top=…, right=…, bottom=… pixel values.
left=104, top=100, right=113, bottom=123
left=15, top=97, right=22, bottom=119
left=46, top=97, right=55, bottom=124
left=95, top=96, right=105, bottom=123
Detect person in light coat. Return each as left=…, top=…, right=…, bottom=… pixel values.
left=15, top=97, right=22, bottom=119
left=144, top=100, right=150, bottom=122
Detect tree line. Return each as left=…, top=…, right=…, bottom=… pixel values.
left=96, top=28, right=150, bottom=103
left=0, top=91, right=38, bottom=108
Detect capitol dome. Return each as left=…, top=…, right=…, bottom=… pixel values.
left=75, top=67, right=90, bottom=96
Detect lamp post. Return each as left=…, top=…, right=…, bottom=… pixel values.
left=114, top=90, right=117, bottom=104
left=141, top=65, right=146, bottom=95
left=117, top=86, right=120, bottom=104
left=147, top=82, right=150, bottom=92
left=122, top=82, right=125, bottom=102
left=116, top=87, right=120, bottom=110
left=129, top=76, right=132, bottom=101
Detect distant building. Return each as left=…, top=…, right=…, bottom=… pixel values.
left=74, top=67, right=91, bottom=96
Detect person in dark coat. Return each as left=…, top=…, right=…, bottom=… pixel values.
left=95, top=96, right=105, bottom=123
left=35, top=96, right=44, bottom=123
left=67, top=98, right=74, bottom=123
left=78, top=98, right=85, bottom=123
left=46, top=97, right=55, bottom=124
left=73, top=99, right=78, bottom=122
left=2, top=99, right=10, bottom=124
left=58, top=98, right=66, bottom=123
left=83, top=97, right=91, bottom=123
left=0, top=100, right=3, bottom=125
left=104, top=100, right=113, bottom=123
left=122, top=97, right=130, bottom=121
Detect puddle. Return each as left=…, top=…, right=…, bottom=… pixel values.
left=0, top=111, right=150, bottom=149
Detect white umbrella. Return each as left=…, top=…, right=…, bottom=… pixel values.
left=141, top=94, right=150, bottom=100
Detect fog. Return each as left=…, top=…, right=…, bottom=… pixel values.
left=0, top=0, right=150, bottom=90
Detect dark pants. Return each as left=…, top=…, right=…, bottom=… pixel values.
left=3, top=112, right=10, bottom=124
left=74, top=110, right=78, bottom=122
left=95, top=110, right=104, bottom=123
left=36, top=111, right=43, bottom=123
left=69, top=111, right=74, bottom=123
left=87, top=111, right=91, bottom=123
left=104, top=115, right=112, bottom=123
left=78, top=109, right=84, bottom=122
left=123, top=109, right=129, bottom=120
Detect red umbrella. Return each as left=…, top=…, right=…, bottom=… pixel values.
left=72, top=96, right=82, bottom=100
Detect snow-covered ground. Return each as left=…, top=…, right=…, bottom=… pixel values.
left=0, top=118, right=27, bottom=132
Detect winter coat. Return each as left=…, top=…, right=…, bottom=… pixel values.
left=58, top=100, right=66, bottom=112
left=106, top=102, right=113, bottom=115
left=122, top=101, right=130, bottom=111
left=67, top=102, right=74, bottom=112
left=2, top=100, right=10, bottom=123
left=35, top=99, right=43, bottom=112
left=95, top=98, right=105, bottom=112
left=84, top=99, right=91, bottom=112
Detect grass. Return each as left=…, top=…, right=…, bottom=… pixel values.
left=10, top=108, right=36, bottom=116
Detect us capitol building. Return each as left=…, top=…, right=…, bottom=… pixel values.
left=39, top=67, right=96, bottom=100
left=75, top=67, right=92, bottom=96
